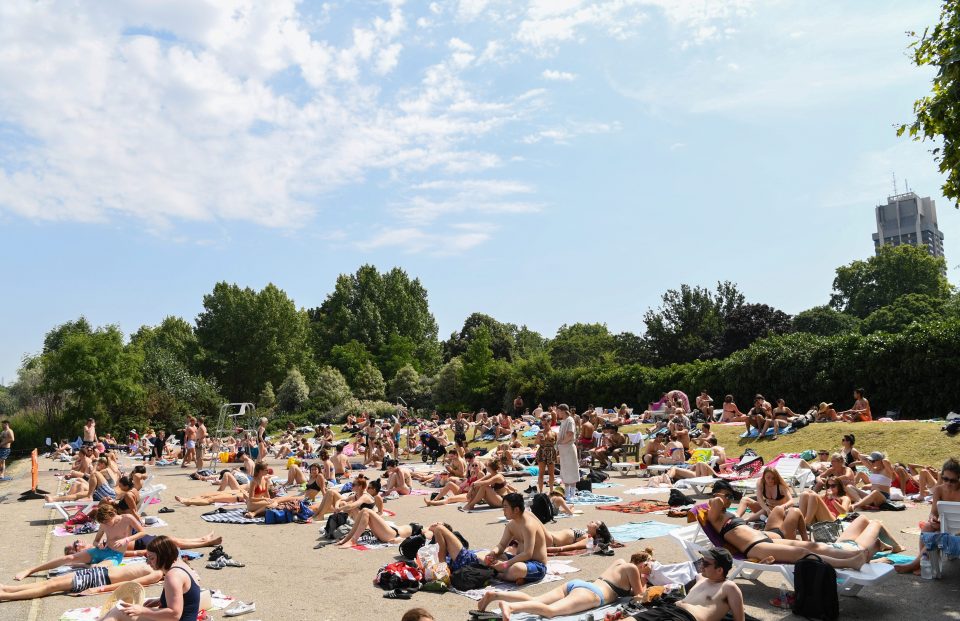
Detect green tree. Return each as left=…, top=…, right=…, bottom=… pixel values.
left=793, top=306, right=861, bottom=336
left=613, top=331, right=652, bottom=365
left=309, top=265, right=442, bottom=374
left=258, top=382, right=276, bottom=409
left=432, top=358, right=466, bottom=412
left=42, top=325, right=144, bottom=421
left=718, top=303, right=793, bottom=357
left=861, top=293, right=946, bottom=334
left=130, top=316, right=201, bottom=371
left=388, top=364, right=420, bottom=402
left=643, top=281, right=745, bottom=364
left=830, top=245, right=951, bottom=318
left=43, top=317, right=92, bottom=353
left=513, top=325, right=548, bottom=359
left=548, top=323, right=617, bottom=368
left=276, top=368, right=310, bottom=412
left=309, top=366, right=353, bottom=412
left=461, top=325, right=494, bottom=407
left=378, top=332, right=417, bottom=379
left=443, top=313, right=516, bottom=361
left=352, top=361, right=386, bottom=401
left=329, top=340, right=374, bottom=385
left=899, top=0, right=960, bottom=207
left=195, top=282, right=315, bottom=400
left=508, top=351, right=553, bottom=407
left=0, top=386, right=16, bottom=417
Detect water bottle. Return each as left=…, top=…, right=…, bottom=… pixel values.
left=920, top=550, right=933, bottom=580
left=778, top=581, right=790, bottom=609
left=586, top=536, right=594, bottom=552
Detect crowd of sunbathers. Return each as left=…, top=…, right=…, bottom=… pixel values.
left=9, top=393, right=960, bottom=621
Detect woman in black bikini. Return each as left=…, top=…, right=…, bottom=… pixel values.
left=303, top=463, right=327, bottom=501
left=334, top=507, right=427, bottom=548
left=122, top=535, right=202, bottom=621
left=544, top=520, right=612, bottom=554
left=736, top=467, right=794, bottom=521
left=461, top=461, right=511, bottom=511
left=477, top=549, right=652, bottom=619
left=310, top=475, right=382, bottom=518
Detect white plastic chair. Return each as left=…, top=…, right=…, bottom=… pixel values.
left=44, top=498, right=97, bottom=521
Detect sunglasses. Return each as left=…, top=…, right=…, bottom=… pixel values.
left=942, top=476, right=959, bottom=484
left=694, top=558, right=714, bottom=571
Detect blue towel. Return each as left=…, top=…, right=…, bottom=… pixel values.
left=608, top=521, right=680, bottom=542
left=569, top=492, right=621, bottom=505
left=872, top=551, right=913, bottom=564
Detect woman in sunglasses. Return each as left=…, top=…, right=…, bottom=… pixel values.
left=797, top=479, right=853, bottom=525
left=896, top=458, right=960, bottom=575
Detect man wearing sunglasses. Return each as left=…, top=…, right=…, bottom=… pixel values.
left=896, top=457, right=960, bottom=575
left=630, top=547, right=744, bottom=621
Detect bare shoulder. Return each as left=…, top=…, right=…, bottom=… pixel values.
left=722, top=580, right=742, bottom=598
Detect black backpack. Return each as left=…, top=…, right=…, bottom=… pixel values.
left=530, top=493, right=558, bottom=524
left=792, top=554, right=839, bottom=621
left=324, top=511, right=350, bottom=539
left=668, top=488, right=695, bottom=507
left=399, top=534, right=426, bottom=560
left=587, top=468, right=609, bottom=483
left=451, top=564, right=497, bottom=591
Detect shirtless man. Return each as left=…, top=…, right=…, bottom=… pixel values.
left=82, top=418, right=97, bottom=447
left=695, top=390, right=715, bottom=420
left=0, top=561, right=162, bottom=601
left=181, top=417, right=197, bottom=468
left=384, top=459, right=413, bottom=495
left=483, top=493, right=548, bottom=584
left=333, top=444, right=350, bottom=479
left=0, top=420, right=14, bottom=480
left=577, top=414, right=595, bottom=460
left=194, top=417, right=207, bottom=470
left=631, top=548, right=744, bottom=621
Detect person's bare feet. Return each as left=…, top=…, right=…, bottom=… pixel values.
left=499, top=601, right=513, bottom=621
left=13, top=571, right=27, bottom=581
left=478, top=591, right=496, bottom=611
left=208, top=535, right=222, bottom=546
left=336, top=540, right=354, bottom=549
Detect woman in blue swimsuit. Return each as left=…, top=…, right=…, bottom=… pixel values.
left=477, top=550, right=653, bottom=619
left=121, top=535, right=202, bottom=621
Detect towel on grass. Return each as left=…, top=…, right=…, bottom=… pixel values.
left=589, top=482, right=621, bottom=489
left=200, top=508, right=263, bottom=524
left=596, top=500, right=672, bottom=515
left=608, top=521, right=680, bottom=542
left=450, top=560, right=579, bottom=600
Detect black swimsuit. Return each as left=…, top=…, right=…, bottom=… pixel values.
left=721, top=516, right=771, bottom=557
left=600, top=578, right=633, bottom=598
left=306, top=480, right=322, bottom=493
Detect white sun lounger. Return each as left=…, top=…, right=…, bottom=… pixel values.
left=44, top=498, right=97, bottom=521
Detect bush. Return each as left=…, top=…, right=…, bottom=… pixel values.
left=322, top=398, right=399, bottom=424
left=8, top=409, right=71, bottom=454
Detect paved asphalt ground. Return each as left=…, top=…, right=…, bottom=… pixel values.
left=0, top=453, right=958, bottom=621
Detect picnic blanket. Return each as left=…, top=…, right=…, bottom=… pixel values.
left=450, top=560, right=580, bottom=600
left=568, top=491, right=621, bottom=505
left=739, top=426, right=794, bottom=439
left=596, top=500, right=672, bottom=514
left=608, top=521, right=680, bottom=542
left=200, top=508, right=263, bottom=524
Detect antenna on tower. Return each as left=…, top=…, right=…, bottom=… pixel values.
left=904, top=178, right=910, bottom=193
left=892, top=172, right=898, bottom=195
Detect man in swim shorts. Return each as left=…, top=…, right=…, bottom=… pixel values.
left=484, top=493, right=548, bottom=584
left=631, top=547, right=744, bottom=621
left=0, top=420, right=14, bottom=481
left=0, top=562, right=160, bottom=601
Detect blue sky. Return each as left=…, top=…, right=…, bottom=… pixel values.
left=0, top=0, right=954, bottom=386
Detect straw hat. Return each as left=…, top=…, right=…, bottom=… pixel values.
left=817, top=402, right=833, bottom=413
left=101, top=581, right=145, bottom=611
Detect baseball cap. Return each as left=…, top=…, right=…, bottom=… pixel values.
left=699, top=547, right=733, bottom=573
left=868, top=451, right=884, bottom=462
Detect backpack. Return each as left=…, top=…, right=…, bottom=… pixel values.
left=264, top=507, right=293, bottom=524
left=576, top=479, right=593, bottom=492
left=531, top=493, right=557, bottom=524
left=324, top=512, right=351, bottom=538
left=399, top=534, right=427, bottom=560
left=450, top=564, right=497, bottom=591
left=668, top=489, right=695, bottom=507
left=587, top=468, right=609, bottom=483
left=792, top=554, right=839, bottom=621
left=375, top=561, right=423, bottom=591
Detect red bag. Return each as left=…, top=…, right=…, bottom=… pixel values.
left=65, top=510, right=91, bottom=527
left=374, top=561, right=423, bottom=590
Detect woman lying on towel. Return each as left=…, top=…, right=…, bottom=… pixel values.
left=544, top=520, right=612, bottom=555
left=476, top=548, right=653, bottom=619
left=0, top=559, right=161, bottom=601
left=703, top=481, right=899, bottom=569
left=335, top=507, right=429, bottom=548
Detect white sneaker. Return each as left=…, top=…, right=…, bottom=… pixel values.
left=223, top=601, right=256, bottom=617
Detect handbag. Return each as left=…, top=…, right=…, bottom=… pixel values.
left=808, top=520, right=842, bottom=543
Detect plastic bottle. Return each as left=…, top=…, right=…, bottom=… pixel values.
left=920, top=550, right=933, bottom=580
left=778, top=582, right=791, bottom=609
left=586, top=536, right=594, bottom=552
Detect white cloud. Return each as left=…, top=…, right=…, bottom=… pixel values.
left=356, top=225, right=493, bottom=255
left=522, top=120, right=621, bottom=144
left=542, top=69, right=577, bottom=81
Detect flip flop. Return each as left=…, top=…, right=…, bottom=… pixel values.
left=159, top=507, right=175, bottom=514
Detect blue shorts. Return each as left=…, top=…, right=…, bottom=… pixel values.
left=0, top=448, right=9, bottom=460
left=504, top=554, right=547, bottom=584
left=450, top=548, right=481, bottom=572
left=86, top=546, right=124, bottom=566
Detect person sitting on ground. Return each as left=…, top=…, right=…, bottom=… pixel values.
left=302, top=463, right=327, bottom=501
left=424, top=461, right=482, bottom=506
left=736, top=467, right=794, bottom=522
left=119, top=535, right=203, bottom=621
left=335, top=507, right=430, bottom=548
left=0, top=557, right=162, bottom=601
left=642, top=433, right=666, bottom=466
left=483, top=493, right=548, bottom=584
left=691, top=423, right=715, bottom=448
left=544, top=520, right=612, bottom=555
left=14, top=503, right=147, bottom=581
left=496, top=412, right=513, bottom=438
left=696, top=390, right=714, bottom=420
left=701, top=481, right=893, bottom=569
left=891, top=462, right=939, bottom=499
left=333, top=444, right=350, bottom=479
left=461, top=460, right=510, bottom=511
left=478, top=549, right=652, bottom=620
left=658, top=434, right=686, bottom=466
left=815, top=401, right=839, bottom=423
left=798, top=479, right=852, bottom=526
left=719, top=395, right=748, bottom=423
left=808, top=450, right=834, bottom=476
left=896, top=457, right=960, bottom=574
left=839, top=388, right=872, bottom=422
left=630, top=547, right=744, bottom=621
left=429, top=522, right=489, bottom=580
left=745, top=396, right=769, bottom=437
left=813, top=453, right=855, bottom=492
left=847, top=451, right=896, bottom=511
left=384, top=459, right=413, bottom=495
left=311, top=474, right=382, bottom=518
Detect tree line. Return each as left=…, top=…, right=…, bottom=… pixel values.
left=0, top=244, right=956, bottom=450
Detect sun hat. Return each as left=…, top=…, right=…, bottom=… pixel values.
left=101, top=581, right=145, bottom=610
left=817, top=402, right=833, bottom=413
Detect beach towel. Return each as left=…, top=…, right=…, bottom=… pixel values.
left=739, top=426, right=793, bottom=439
left=623, top=487, right=672, bottom=498
left=450, top=560, right=579, bottom=600
left=568, top=491, right=621, bottom=505
left=550, top=541, right=625, bottom=556
left=509, top=597, right=631, bottom=621
left=596, top=500, right=671, bottom=515
left=200, top=508, right=264, bottom=524
left=608, top=521, right=680, bottom=542
left=58, top=590, right=235, bottom=621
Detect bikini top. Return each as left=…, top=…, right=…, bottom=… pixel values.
left=762, top=484, right=784, bottom=502
left=600, top=577, right=633, bottom=598
left=868, top=471, right=892, bottom=487
left=719, top=516, right=748, bottom=537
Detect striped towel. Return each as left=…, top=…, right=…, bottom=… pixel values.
left=200, top=508, right=263, bottom=524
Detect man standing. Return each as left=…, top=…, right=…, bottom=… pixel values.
left=195, top=417, right=207, bottom=470
left=82, top=418, right=97, bottom=447
left=512, top=395, right=524, bottom=420
left=556, top=404, right=578, bottom=501
left=0, top=420, right=14, bottom=481
left=182, top=418, right=197, bottom=468
left=630, top=547, right=744, bottom=621
left=483, top=493, right=548, bottom=585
